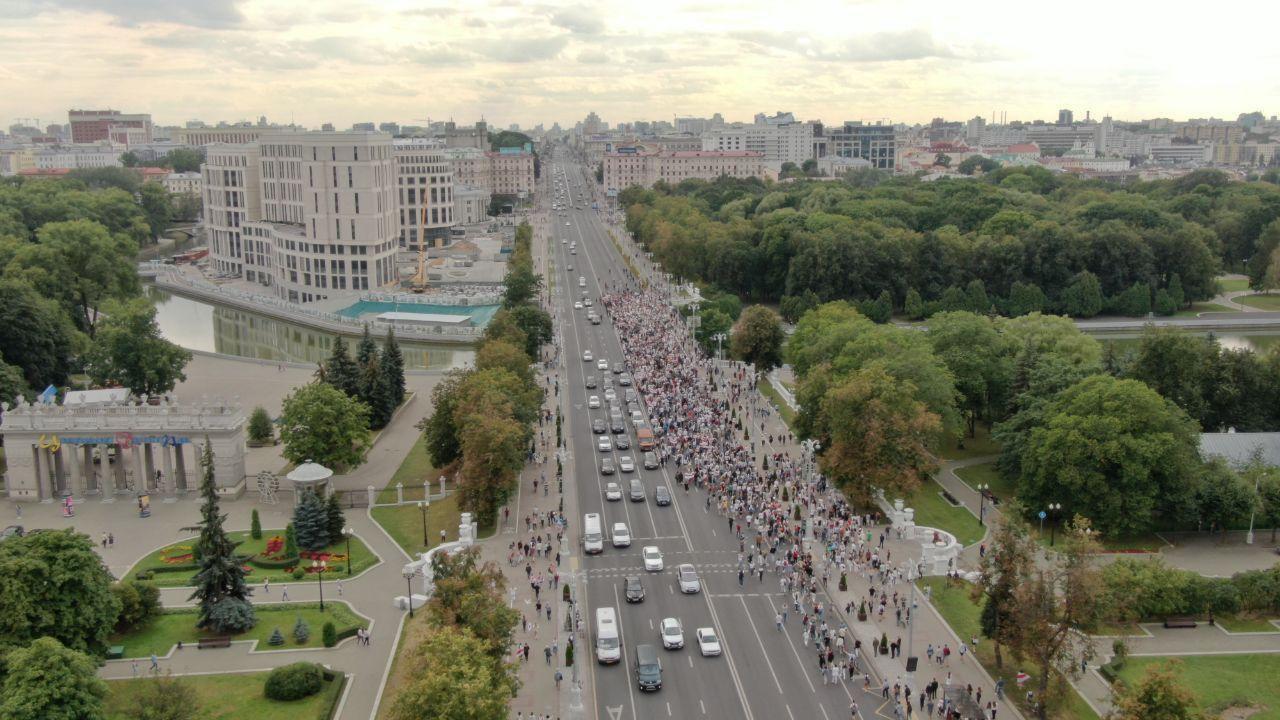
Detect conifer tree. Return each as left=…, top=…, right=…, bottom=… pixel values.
left=381, top=327, right=406, bottom=408
left=292, top=489, right=330, bottom=551
left=356, top=325, right=378, bottom=369
left=189, top=439, right=253, bottom=630
left=325, top=492, right=346, bottom=545
left=324, top=335, right=360, bottom=399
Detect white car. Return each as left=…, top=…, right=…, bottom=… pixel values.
left=574, top=302, right=583, bottom=310
left=642, top=546, right=663, bottom=572
left=661, top=618, right=684, bottom=650
left=597, top=359, right=609, bottom=371
left=695, top=628, right=721, bottom=656
left=612, top=522, right=631, bottom=548
left=588, top=395, right=601, bottom=409
left=604, top=482, right=622, bottom=501
left=582, top=350, right=593, bottom=362
left=562, top=238, right=568, bottom=244
left=597, top=436, right=612, bottom=452
left=604, top=388, right=617, bottom=403
left=677, top=564, right=701, bottom=594
left=566, top=221, right=571, bottom=226
left=619, top=456, right=635, bottom=473
left=584, top=298, right=593, bottom=307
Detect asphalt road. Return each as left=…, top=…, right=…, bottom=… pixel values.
left=544, top=153, right=884, bottom=720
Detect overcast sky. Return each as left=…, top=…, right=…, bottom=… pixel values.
left=1, top=0, right=1277, bottom=130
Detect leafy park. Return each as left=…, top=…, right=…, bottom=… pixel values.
left=105, top=668, right=346, bottom=720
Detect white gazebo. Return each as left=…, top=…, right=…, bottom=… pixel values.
left=287, top=460, right=334, bottom=496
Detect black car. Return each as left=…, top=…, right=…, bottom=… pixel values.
left=592, top=418, right=606, bottom=434
left=610, top=419, right=626, bottom=434
left=585, top=375, right=597, bottom=389
left=654, top=486, right=671, bottom=506
left=624, top=575, right=645, bottom=603
left=615, top=434, right=631, bottom=450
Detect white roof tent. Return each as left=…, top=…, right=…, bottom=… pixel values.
left=375, top=311, right=472, bottom=327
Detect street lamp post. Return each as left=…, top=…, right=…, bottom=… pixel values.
left=712, top=332, right=728, bottom=360
left=418, top=500, right=430, bottom=549
left=312, top=560, right=327, bottom=611
left=977, top=483, right=990, bottom=526
left=1047, top=503, right=1063, bottom=546
left=343, top=527, right=353, bottom=577
left=403, top=570, right=416, bottom=618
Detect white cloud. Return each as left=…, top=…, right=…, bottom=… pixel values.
left=1, top=0, right=246, bottom=27
left=550, top=5, right=604, bottom=35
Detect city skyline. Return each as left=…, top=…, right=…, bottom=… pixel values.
left=1, top=0, right=1277, bottom=130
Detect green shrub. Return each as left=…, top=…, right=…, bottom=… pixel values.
left=111, top=579, right=161, bottom=630
left=207, top=597, right=257, bottom=634
left=249, top=555, right=298, bottom=570
left=263, top=662, right=324, bottom=701
left=250, top=509, right=262, bottom=540
left=292, top=567, right=305, bottom=580
left=268, top=627, right=285, bottom=646
left=322, top=622, right=337, bottom=648
left=248, top=406, right=274, bottom=445
left=293, top=616, right=310, bottom=644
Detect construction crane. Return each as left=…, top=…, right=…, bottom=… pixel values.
left=409, top=207, right=429, bottom=293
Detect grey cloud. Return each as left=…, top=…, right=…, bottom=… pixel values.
left=576, top=49, right=609, bottom=65
left=0, top=0, right=245, bottom=28
left=473, top=35, right=568, bottom=63
left=400, top=7, right=457, bottom=17
left=465, top=17, right=488, bottom=28
left=730, top=28, right=978, bottom=63
left=550, top=6, right=603, bottom=35
left=400, top=44, right=475, bottom=67
left=629, top=47, right=669, bottom=63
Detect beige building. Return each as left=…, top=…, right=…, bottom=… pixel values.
left=163, top=171, right=201, bottom=195
left=602, top=150, right=768, bottom=192
left=393, top=139, right=455, bottom=250
left=173, top=127, right=269, bottom=146
left=489, top=150, right=536, bottom=196
left=202, top=143, right=262, bottom=279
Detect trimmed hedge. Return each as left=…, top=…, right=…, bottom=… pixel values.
left=1102, top=559, right=1280, bottom=622
left=315, top=672, right=347, bottom=720
left=264, top=662, right=324, bottom=701
left=249, top=554, right=301, bottom=570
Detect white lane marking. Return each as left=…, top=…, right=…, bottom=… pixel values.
left=738, top=596, right=784, bottom=694
left=666, top=702, right=672, bottom=717
left=700, top=700, right=706, bottom=715
left=704, top=595, right=755, bottom=720
left=786, top=705, right=796, bottom=720
left=607, top=706, right=623, bottom=720
left=613, top=582, right=639, bottom=720
left=819, top=704, right=831, bottom=720
left=763, top=596, right=817, bottom=694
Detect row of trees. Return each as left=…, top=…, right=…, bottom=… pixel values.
left=419, top=222, right=551, bottom=526
left=787, top=303, right=1280, bottom=537
left=277, top=327, right=407, bottom=470
left=0, top=175, right=193, bottom=401
left=621, top=170, right=1280, bottom=320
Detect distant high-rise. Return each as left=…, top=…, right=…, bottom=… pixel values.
left=827, top=121, right=897, bottom=171
left=583, top=112, right=603, bottom=135
left=1057, top=109, right=1074, bottom=126
left=68, top=109, right=152, bottom=144
left=352, top=122, right=376, bottom=132
left=321, top=123, right=335, bottom=132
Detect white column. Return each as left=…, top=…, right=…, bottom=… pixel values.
left=162, top=445, right=174, bottom=493
left=31, top=446, right=45, bottom=501
left=66, top=446, right=82, bottom=496
left=131, top=445, right=145, bottom=493
left=83, top=446, right=96, bottom=494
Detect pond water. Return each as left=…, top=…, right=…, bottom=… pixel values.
left=1098, top=330, right=1280, bottom=354
left=146, top=286, right=474, bottom=371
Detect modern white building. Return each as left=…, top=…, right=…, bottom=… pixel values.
left=201, top=131, right=399, bottom=303
left=454, top=184, right=490, bottom=225
left=701, top=121, right=816, bottom=170
left=34, top=142, right=126, bottom=170
left=393, top=139, right=455, bottom=250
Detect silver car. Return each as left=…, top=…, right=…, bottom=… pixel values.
left=677, top=564, right=700, bottom=594
left=619, top=456, right=635, bottom=473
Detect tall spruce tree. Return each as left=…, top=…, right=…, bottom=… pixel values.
left=361, top=358, right=394, bottom=429
left=189, top=440, right=252, bottom=630
left=325, top=493, right=347, bottom=547
left=381, top=327, right=406, bottom=408
left=325, top=335, right=360, bottom=399
left=292, top=489, right=331, bottom=551
left=356, top=325, right=378, bottom=369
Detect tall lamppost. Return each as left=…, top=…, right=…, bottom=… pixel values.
left=712, top=332, right=727, bottom=360
left=312, top=559, right=327, bottom=611
left=1047, top=503, right=1063, bottom=546
left=976, top=483, right=990, bottom=526
left=343, top=527, right=353, bottom=577
left=403, top=570, right=416, bottom=618
left=417, top=500, right=430, bottom=549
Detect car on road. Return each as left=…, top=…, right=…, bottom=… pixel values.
left=604, top=482, right=622, bottom=501
left=582, top=350, right=593, bottom=362
left=615, top=434, right=631, bottom=450
left=643, top=452, right=660, bottom=470
left=588, top=395, right=601, bottom=409
left=610, top=417, right=626, bottom=434
left=635, top=644, right=662, bottom=692
left=612, top=522, right=631, bottom=548
left=604, top=388, right=616, bottom=403
left=597, top=358, right=609, bottom=371
left=624, top=575, right=645, bottom=603
left=591, top=418, right=606, bottom=434
left=660, top=618, right=684, bottom=649
left=601, top=458, right=616, bottom=475
left=654, top=485, right=671, bottom=505
left=677, top=564, right=701, bottom=593
left=585, top=375, right=597, bottom=389
left=695, top=628, right=721, bottom=656
left=597, top=435, right=612, bottom=452
left=629, top=478, right=645, bottom=502
left=625, top=389, right=638, bottom=403
left=578, top=276, right=586, bottom=287
left=590, top=314, right=601, bottom=325
left=584, top=298, right=593, bottom=307
left=619, top=373, right=633, bottom=386
left=642, top=546, right=664, bottom=572
left=561, top=238, right=567, bottom=243
left=619, top=456, right=635, bottom=473
left=567, top=264, right=573, bottom=272
left=566, top=221, right=572, bottom=226
left=612, top=363, right=624, bottom=375
left=574, top=301, right=582, bottom=310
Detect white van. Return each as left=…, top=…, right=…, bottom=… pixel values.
left=579, top=276, right=587, bottom=287
left=583, top=513, right=604, bottom=554
left=596, top=607, right=621, bottom=664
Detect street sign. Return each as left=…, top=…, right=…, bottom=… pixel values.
left=1038, top=510, right=1047, bottom=519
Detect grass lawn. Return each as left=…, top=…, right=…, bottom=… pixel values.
left=111, top=602, right=367, bottom=658
left=917, top=577, right=1099, bottom=720
left=937, top=424, right=1001, bottom=461
left=1217, top=276, right=1250, bottom=292
left=1218, top=614, right=1280, bottom=633
left=954, top=461, right=1017, bottom=504
left=1174, top=302, right=1239, bottom=317
left=377, top=431, right=440, bottom=504
left=906, top=480, right=985, bottom=546
left=127, top=530, right=379, bottom=587
left=1115, top=655, right=1280, bottom=719
left=1236, top=293, right=1280, bottom=311
left=760, top=375, right=797, bottom=430
left=106, top=670, right=344, bottom=720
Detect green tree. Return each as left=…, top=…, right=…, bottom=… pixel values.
left=1021, top=375, right=1200, bottom=537
left=0, top=350, right=31, bottom=405
left=457, top=412, right=527, bottom=526
left=162, top=148, right=204, bottom=173
left=360, top=354, right=393, bottom=430
left=958, top=156, right=1000, bottom=175
left=904, top=288, right=925, bottom=320
left=139, top=181, right=172, bottom=240
left=1195, top=458, right=1258, bottom=535
left=475, top=338, right=534, bottom=388
left=812, top=366, right=942, bottom=506
left=279, top=382, right=372, bottom=469
left=1127, top=327, right=1212, bottom=423
left=388, top=626, right=516, bottom=720
left=1110, top=660, right=1204, bottom=720
left=0, top=637, right=107, bottom=720
left=730, top=305, right=785, bottom=372
left=927, top=311, right=1015, bottom=437
left=7, top=219, right=138, bottom=335
left=323, top=335, right=361, bottom=399
left=292, top=489, right=330, bottom=551
left=0, top=529, right=121, bottom=656
left=247, top=407, right=273, bottom=444
left=975, top=511, right=1036, bottom=669
left=132, top=672, right=201, bottom=720
left=1110, top=281, right=1153, bottom=317
left=694, top=307, right=733, bottom=356
left=1248, top=455, right=1280, bottom=543
left=965, top=279, right=990, bottom=313
left=427, top=548, right=520, bottom=660
left=504, top=304, right=553, bottom=358
left=189, top=440, right=254, bottom=632
left=418, top=369, right=468, bottom=467
left=325, top=492, right=347, bottom=546
left=934, top=153, right=952, bottom=168
left=250, top=508, right=262, bottom=540
left=84, top=297, right=191, bottom=396
left=381, top=328, right=406, bottom=408
left=1005, top=282, right=1047, bottom=317
left=1061, top=271, right=1104, bottom=318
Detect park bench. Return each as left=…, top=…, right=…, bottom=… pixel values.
left=106, top=645, right=125, bottom=660
left=197, top=636, right=232, bottom=649
left=1163, top=616, right=1197, bottom=629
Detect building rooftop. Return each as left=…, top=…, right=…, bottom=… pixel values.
left=1200, top=432, right=1280, bottom=467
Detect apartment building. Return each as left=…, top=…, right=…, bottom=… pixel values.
left=393, top=139, right=455, bottom=250
left=68, top=109, right=152, bottom=144
left=171, top=127, right=269, bottom=146
left=827, top=121, right=898, bottom=171
left=602, top=150, right=767, bottom=192
left=202, top=131, right=399, bottom=303
left=489, top=149, right=535, bottom=196
left=701, top=121, right=815, bottom=169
